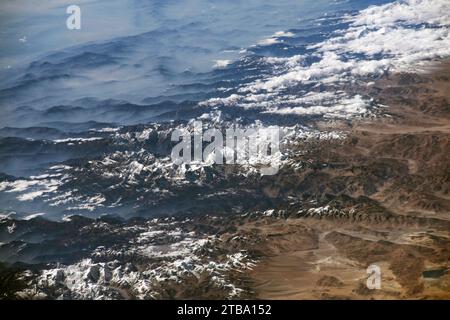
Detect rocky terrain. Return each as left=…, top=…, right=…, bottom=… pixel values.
left=245, top=60, right=450, bottom=299
left=1, top=60, right=449, bottom=300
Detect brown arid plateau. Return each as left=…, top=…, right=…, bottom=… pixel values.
left=214, top=60, right=450, bottom=299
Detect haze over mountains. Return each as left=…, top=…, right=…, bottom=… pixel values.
left=0, top=0, right=449, bottom=300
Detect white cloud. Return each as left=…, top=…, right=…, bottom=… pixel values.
left=257, top=38, right=280, bottom=46
left=199, top=0, right=450, bottom=119
left=273, top=31, right=295, bottom=37
left=213, top=59, right=232, bottom=68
